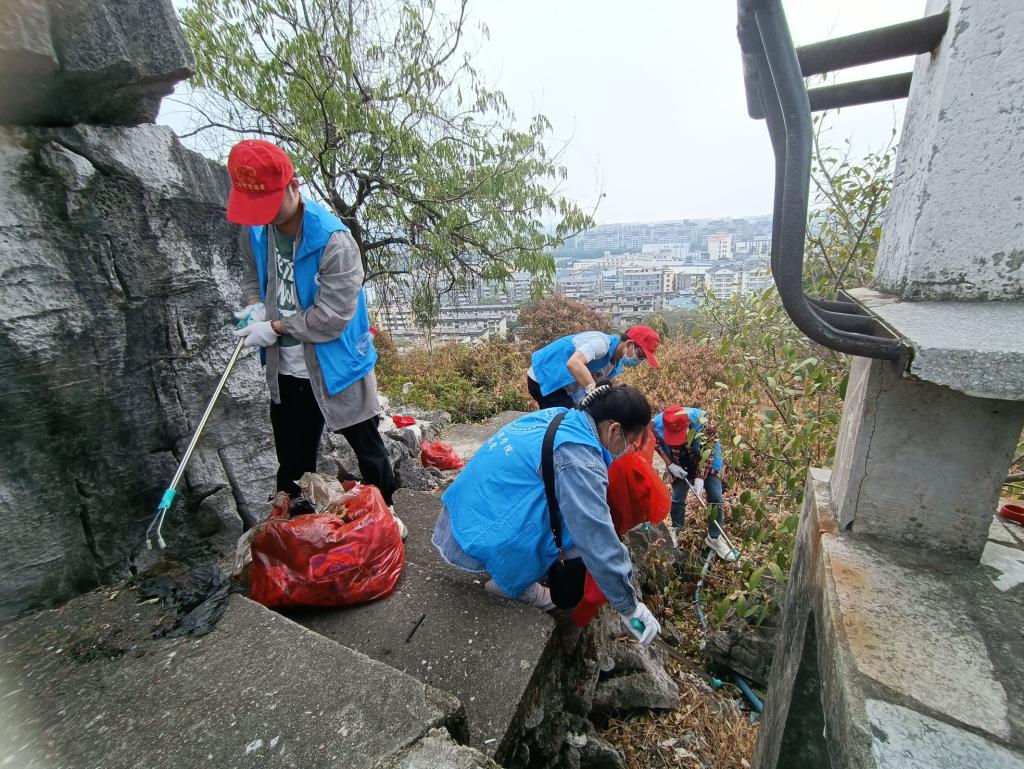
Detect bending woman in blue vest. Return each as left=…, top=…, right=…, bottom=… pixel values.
left=225, top=140, right=405, bottom=538
left=652, top=405, right=734, bottom=560
left=432, top=384, right=662, bottom=646
left=527, top=325, right=662, bottom=410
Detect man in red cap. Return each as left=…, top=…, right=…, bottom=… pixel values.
left=226, top=139, right=406, bottom=538
left=652, top=405, right=733, bottom=560
left=527, top=326, right=661, bottom=409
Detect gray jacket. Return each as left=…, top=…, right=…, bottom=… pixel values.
left=240, top=220, right=380, bottom=431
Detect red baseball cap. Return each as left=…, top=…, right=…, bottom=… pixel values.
left=226, top=140, right=294, bottom=225
left=662, top=405, right=690, bottom=445
left=623, top=325, right=661, bottom=368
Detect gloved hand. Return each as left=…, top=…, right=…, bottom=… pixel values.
left=234, top=320, right=278, bottom=348
left=619, top=602, right=660, bottom=646
left=692, top=477, right=705, bottom=498
left=233, top=302, right=266, bottom=328
left=667, top=463, right=686, bottom=480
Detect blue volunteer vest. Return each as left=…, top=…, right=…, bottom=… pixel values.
left=249, top=199, right=377, bottom=396
left=652, top=408, right=724, bottom=472
left=530, top=333, right=623, bottom=396
left=441, top=408, right=610, bottom=598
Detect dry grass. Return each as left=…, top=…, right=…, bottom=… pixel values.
left=601, top=665, right=759, bottom=769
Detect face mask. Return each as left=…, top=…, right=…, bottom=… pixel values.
left=621, top=343, right=641, bottom=368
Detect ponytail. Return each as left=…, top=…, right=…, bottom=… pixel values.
left=578, top=382, right=652, bottom=433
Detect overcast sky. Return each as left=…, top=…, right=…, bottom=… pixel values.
left=160, top=0, right=927, bottom=223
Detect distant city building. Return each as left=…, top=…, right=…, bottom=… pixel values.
left=564, top=215, right=770, bottom=255
left=706, top=232, right=733, bottom=261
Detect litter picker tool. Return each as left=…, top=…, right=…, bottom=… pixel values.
left=683, top=476, right=742, bottom=561
left=144, top=337, right=246, bottom=550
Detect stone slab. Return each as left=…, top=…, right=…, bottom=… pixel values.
left=442, top=411, right=525, bottom=462
left=372, top=728, right=502, bottom=769
left=849, top=288, right=1024, bottom=401
left=290, top=561, right=555, bottom=759
left=867, top=700, right=1024, bottom=769
left=391, top=489, right=485, bottom=583
left=0, top=591, right=464, bottom=769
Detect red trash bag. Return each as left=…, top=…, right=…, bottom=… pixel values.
left=392, top=415, right=417, bottom=428
left=248, top=484, right=404, bottom=609
left=573, top=453, right=670, bottom=627
left=420, top=440, right=465, bottom=470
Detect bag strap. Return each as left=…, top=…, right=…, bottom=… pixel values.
left=541, top=411, right=568, bottom=559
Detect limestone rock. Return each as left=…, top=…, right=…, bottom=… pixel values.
left=590, top=612, right=680, bottom=714
left=703, top=615, right=777, bottom=688
left=578, top=731, right=626, bottom=769
left=0, top=123, right=277, bottom=621
left=0, top=0, right=193, bottom=126
left=395, top=456, right=441, bottom=491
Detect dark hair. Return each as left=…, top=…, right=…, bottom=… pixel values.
left=580, top=382, right=652, bottom=433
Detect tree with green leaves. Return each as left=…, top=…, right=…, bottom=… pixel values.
left=179, top=0, right=593, bottom=298
left=410, top=279, right=440, bottom=354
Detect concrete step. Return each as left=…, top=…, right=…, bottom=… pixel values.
left=391, top=488, right=484, bottom=583
left=290, top=558, right=556, bottom=761
left=0, top=590, right=468, bottom=769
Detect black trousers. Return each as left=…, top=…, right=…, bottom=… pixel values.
left=527, top=376, right=575, bottom=410
left=270, top=375, right=398, bottom=505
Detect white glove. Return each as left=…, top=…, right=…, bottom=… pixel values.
left=667, top=463, right=686, bottom=480
left=619, top=602, right=660, bottom=646
left=692, top=478, right=705, bottom=498
left=233, top=302, right=266, bottom=328
left=234, top=320, right=278, bottom=348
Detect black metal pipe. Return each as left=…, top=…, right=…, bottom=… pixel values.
left=755, top=1, right=906, bottom=361
left=810, top=307, right=879, bottom=334
left=809, top=297, right=865, bottom=315
left=796, top=11, right=949, bottom=77
left=807, top=72, right=913, bottom=112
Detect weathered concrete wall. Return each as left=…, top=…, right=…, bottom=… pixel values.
left=0, top=124, right=279, bottom=622
left=874, top=0, right=1024, bottom=300
left=830, top=356, right=1024, bottom=558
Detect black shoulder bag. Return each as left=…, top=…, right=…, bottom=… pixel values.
left=542, top=412, right=588, bottom=609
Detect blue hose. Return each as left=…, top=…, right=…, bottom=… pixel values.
left=694, top=548, right=715, bottom=631
left=693, top=544, right=765, bottom=715
left=733, top=673, right=764, bottom=713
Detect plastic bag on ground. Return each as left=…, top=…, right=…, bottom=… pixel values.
left=295, top=471, right=362, bottom=515
left=249, top=484, right=405, bottom=609
left=135, top=560, right=235, bottom=638
left=392, top=415, right=416, bottom=428
left=572, top=453, right=670, bottom=627
left=420, top=440, right=464, bottom=470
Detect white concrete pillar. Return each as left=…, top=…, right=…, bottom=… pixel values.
left=874, top=0, right=1024, bottom=300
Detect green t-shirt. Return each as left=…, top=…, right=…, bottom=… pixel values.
left=273, top=227, right=301, bottom=348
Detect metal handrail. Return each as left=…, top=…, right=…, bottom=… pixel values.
left=736, top=0, right=948, bottom=361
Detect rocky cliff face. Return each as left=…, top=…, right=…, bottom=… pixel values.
left=0, top=1, right=279, bottom=622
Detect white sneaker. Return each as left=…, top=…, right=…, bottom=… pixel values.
left=485, top=579, right=555, bottom=612
left=705, top=535, right=737, bottom=561
left=389, top=505, right=408, bottom=540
